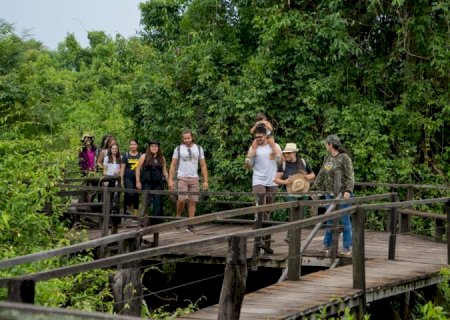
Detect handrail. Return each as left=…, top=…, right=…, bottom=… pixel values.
left=0, top=206, right=357, bottom=287
left=0, top=194, right=393, bottom=270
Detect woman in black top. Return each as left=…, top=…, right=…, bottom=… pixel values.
left=136, top=140, right=168, bottom=219
left=120, top=139, right=141, bottom=215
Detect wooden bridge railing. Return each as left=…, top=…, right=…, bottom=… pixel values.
left=2, top=180, right=449, bottom=318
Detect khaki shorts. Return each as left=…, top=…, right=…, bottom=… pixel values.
left=177, top=177, right=199, bottom=202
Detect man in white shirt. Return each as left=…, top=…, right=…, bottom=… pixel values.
left=245, top=125, right=282, bottom=220
left=168, top=129, right=208, bottom=233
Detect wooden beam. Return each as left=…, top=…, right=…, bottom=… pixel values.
left=352, top=207, right=366, bottom=292
left=7, top=279, right=35, bottom=304
left=287, top=206, right=301, bottom=281
left=388, top=194, right=399, bottom=260
left=218, top=235, right=247, bottom=320
left=446, top=201, right=450, bottom=265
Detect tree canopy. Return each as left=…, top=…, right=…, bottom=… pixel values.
left=0, top=0, right=449, bottom=312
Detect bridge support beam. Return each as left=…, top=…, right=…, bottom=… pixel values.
left=110, top=233, right=143, bottom=317
left=7, top=279, right=35, bottom=304
left=218, top=235, right=247, bottom=320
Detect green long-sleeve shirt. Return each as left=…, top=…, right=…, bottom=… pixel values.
left=312, top=152, right=354, bottom=195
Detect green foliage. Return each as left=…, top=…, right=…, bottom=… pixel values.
left=132, top=0, right=449, bottom=195
left=417, top=301, right=447, bottom=320
left=143, top=297, right=203, bottom=319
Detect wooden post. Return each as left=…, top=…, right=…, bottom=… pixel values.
left=435, top=218, right=444, bottom=241
left=446, top=201, right=450, bottom=265
left=218, top=235, right=248, bottom=320
left=99, top=186, right=111, bottom=258
left=330, top=170, right=342, bottom=259
left=288, top=205, right=302, bottom=281
left=388, top=193, right=399, bottom=260
left=7, top=279, right=35, bottom=303
left=352, top=207, right=366, bottom=290
left=110, top=232, right=143, bottom=317
left=352, top=206, right=366, bottom=319
left=400, top=187, right=413, bottom=233
left=101, top=186, right=111, bottom=237
left=139, top=191, right=148, bottom=224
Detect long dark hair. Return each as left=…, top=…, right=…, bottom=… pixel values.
left=144, top=143, right=165, bottom=167
left=107, top=143, right=121, bottom=164
left=331, top=143, right=351, bottom=157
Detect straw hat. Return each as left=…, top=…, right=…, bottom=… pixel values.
left=282, top=143, right=299, bottom=153
left=80, top=132, right=94, bottom=142
left=287, top=173, right=310, bottom=193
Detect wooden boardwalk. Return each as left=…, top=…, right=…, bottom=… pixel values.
left=89, top=223, right=448, bottom=318
left=178, top=259, right=444, bottom=319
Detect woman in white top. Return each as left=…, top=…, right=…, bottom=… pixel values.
left=103, top=143, right=122, bottom=228
left=103, top=144, right=121, bottom=176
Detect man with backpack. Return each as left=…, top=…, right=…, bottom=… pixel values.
left=274, top=143, right=315, bottom=190
left=168, top=129, right=208, bottom=233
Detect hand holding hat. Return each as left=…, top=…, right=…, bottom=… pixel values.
left=286, top=173, right=310, bottom=193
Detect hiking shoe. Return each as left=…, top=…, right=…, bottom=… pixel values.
left=341, top=248, right=352, bottom=256
left=186, top=225, right=196, bottom=234
left=321, top=246, right=330, bottom=253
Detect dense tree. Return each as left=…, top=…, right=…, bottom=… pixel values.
left=132, top=0, right=449, bottom=191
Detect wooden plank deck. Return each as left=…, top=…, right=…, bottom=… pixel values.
left=88, top=223, right=448, bottom=319
left=88, top=223, right=449, bottom=266
left=177, top=258, right=445, bottom=319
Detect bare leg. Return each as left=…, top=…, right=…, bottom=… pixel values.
left=188, top=201, right=197, bottom=218
left=176, top=200, right=186, bottom=218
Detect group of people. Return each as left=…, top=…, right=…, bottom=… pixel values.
left=78, top=113, right=354, bottom=252
left=244, top=115, right=354, bottom=255
left=78, top=129, right=208, bottom=232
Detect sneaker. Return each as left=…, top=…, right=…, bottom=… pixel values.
left=186, top=225, right=196, bottom=234
left=321, top=246, right=330, bottom=253
left=341, top=248, right=352, bottom=256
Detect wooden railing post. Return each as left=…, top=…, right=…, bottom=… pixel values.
left=101, top=185, right=111, bottom=237
left=7, top=279, right=35, bottom=303
left=111, top=232, right=143, bottom=317
left=99, top=186, right=111, bottom=258
left=446, top=200, right=450, bottom=265
left=352, top=206, right=366, bottom=319
left=288, top=205, right=302, bottom=281
left=400, top=186, right=413, bottom=233
left=388, top=193, right=399, bottom=260
left=352, top=207, right=366, bottom=290
left=218, top=235, right=248, bottom=320
left=435, top=218, right=444, bottom=241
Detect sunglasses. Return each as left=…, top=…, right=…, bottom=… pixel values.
left=254, top=135, right=264, bottom=139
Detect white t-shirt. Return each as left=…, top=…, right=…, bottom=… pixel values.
left=103, top=156, right=120, bottom=176
left=172, top=144, right=205, bottom=178
left=251, top=143, right=281, bottom=187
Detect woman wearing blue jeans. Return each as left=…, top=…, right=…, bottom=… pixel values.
left=312, top=134, right=355, bottom=255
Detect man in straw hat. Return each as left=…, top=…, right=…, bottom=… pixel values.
left=245, top=125, right=282, bottom=221
left=274, top=143, right=315, bottom=191
left=275, top=143, right=315, bottom=242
